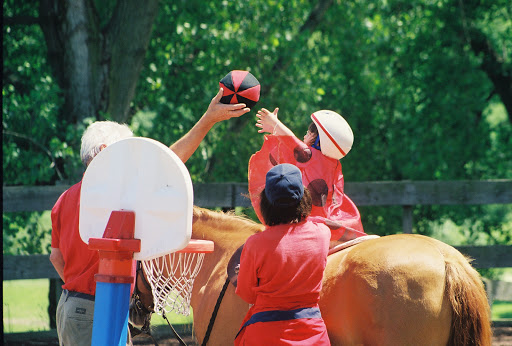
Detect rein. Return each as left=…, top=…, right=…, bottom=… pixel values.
left=201, top=277, right=230, bottom=346
left=162, top=311, right=188, bottom=346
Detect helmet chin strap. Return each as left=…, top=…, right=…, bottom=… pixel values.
left=311, top=136, right=321, bottom=151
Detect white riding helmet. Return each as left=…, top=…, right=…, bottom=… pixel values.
left=311, top=110, right=354, bottom=160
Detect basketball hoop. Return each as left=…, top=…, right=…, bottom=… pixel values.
left=79, top=137, right=206, bottom=342
left=141, top=239, right=214, bottom=316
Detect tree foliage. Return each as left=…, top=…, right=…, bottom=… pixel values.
left=3, top=0, right=511, bottom=254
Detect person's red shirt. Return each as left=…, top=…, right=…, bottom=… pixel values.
left=235, top=217, right=331, bottom=345
left=248, top=135, right=365, bottom=237
left=51, top=181, right=99, bottom=295
left=236, top=218, right=330, bottom=312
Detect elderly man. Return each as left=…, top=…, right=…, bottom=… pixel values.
left=49, top=88, right=249, bottom=346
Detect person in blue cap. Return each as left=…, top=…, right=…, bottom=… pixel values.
left=235, top=163, right=331, bottom=345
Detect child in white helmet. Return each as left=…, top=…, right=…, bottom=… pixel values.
left=248, top=107, right=368, bottom=242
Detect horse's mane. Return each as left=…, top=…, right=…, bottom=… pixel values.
left=192, top=206, right=264, bottom=235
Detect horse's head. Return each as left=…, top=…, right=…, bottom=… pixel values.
left=129, top=264, right=154, bottom=335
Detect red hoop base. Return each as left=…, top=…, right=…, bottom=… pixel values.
left=176, top=239, right=214, bottom=253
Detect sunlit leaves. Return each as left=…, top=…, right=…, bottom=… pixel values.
left=3, top=212, right=52, bottom=255
left=3, top=0, right=511, bottom=242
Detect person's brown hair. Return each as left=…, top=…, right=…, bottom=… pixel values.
left=260, top=188, right=312, bottom=226
left=308, top=122, right=319, bottom=137
left=308, top=122, right=321, bottom=149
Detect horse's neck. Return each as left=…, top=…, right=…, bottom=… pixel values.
left=190, top=208, right=259, bottom=342
left=190, top=207, right=261, bottom=296
left=191, top=207, right=262, bottom=247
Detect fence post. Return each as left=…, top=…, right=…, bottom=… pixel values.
left=48, top=278, right=63, bottom=329
left=402, top=205, right=413, bottom=234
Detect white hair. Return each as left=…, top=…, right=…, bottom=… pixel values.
left=80, top=121, right=133, bottom=166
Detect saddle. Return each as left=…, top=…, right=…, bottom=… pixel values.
left=227, top=244, right=244, bottom=287
left=227, top=235, right=379, bottom=287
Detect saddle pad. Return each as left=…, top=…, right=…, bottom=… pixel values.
left=227, top=244, right=245, bottom=287
left=328, top=235, right=380, bottom=256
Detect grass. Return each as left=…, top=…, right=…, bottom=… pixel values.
left=3, top=279, right=50, bottom=333
left=493, top=301, right=512, bottom=319
left=3, top=279, right=511, bottom=333
left=151, top=311, right=194, bottom=326
left=2, top=279, right=193, bottom=333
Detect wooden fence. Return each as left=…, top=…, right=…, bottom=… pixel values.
left=3, top=180, right=512, bottom=331
left=4, top=180, right=512, bottom=233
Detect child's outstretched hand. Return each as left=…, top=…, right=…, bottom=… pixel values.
left=256, top=108, right=280, bottom=134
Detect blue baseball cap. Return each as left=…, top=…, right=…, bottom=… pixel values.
left=265, top=164, right=304, bottom=206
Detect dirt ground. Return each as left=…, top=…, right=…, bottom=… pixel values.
left=492, top=325, right=512, bottom=346
left=130, top=325, right=512, bottom=346
left=4, top=324, right=512, bottom=345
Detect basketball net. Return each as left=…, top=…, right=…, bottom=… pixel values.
left=140, top=240, right=214, bottom=316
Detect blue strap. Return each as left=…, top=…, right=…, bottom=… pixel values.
left=235, top=307, right=321, bottom=339
left=311, top=136, right=321, bottom=150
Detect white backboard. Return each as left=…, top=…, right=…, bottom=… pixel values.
left=79, top=137, right=193, bottom=260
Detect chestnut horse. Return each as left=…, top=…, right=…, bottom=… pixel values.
left=134, top=206, right=492, bottom=345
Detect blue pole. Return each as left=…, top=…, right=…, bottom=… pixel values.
left=91, top=282, right=131, bottom=346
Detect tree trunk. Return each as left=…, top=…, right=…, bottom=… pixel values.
left=453, top=0, right=512, bottom=122
left=39, top=0, right=159, bottom=125
left=105, top=0, right=159, bottom=123
left=469, top=27, right=512, bottom=123
left=39, top=0, right=99, bottom=124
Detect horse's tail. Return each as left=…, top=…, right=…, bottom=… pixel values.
left=444, top=252, right=493, bottom=346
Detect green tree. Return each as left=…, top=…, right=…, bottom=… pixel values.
left=3, top=0, right=511, bottom=253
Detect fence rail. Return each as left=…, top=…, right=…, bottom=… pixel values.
left=4, top=180, right=512, bottom=232
left=4, top=245, right=512, bottom=283
left=5, top=180, right=512, bottom=210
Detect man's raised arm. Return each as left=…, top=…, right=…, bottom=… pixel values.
left=170, top=88, right=250, bottom=163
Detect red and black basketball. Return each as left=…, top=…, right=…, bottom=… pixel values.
left=219, top=70, right=261, bottom=109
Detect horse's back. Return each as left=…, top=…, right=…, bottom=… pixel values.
left=320, top=234, right=453, bottom=346
left=191, top=209, right=491, bottom=345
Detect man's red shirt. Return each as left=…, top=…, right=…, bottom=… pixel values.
left=51, top=181, right=99, bottom=295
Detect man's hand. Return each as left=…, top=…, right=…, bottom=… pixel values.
left=50, top=247, right=65, bottom=282
left=203, top=88, right=250, bottom=125
left=170, top=88, right=250, bottom=163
